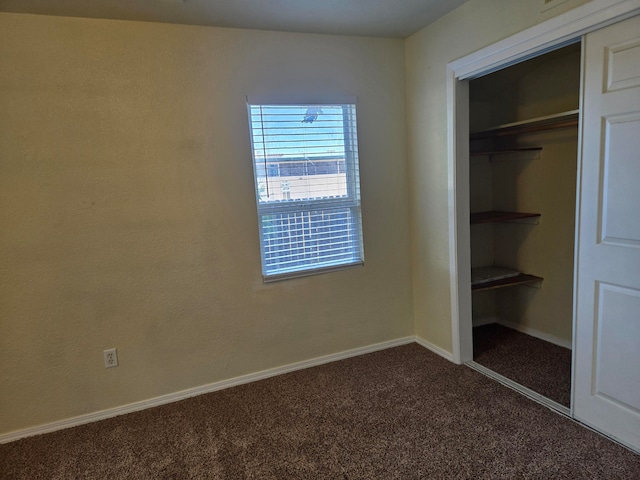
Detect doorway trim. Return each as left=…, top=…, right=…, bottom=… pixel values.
left=447, top=0, right=640, bottom=366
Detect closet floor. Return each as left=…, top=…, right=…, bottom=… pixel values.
left=473, top=323, right=571, bottom=407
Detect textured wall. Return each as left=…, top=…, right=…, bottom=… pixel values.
left=405, top=0, right=589, bottom=352
left=0, top=13, right=412, bottom=435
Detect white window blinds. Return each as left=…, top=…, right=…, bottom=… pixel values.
left=247, top=101, right=364, bottom=280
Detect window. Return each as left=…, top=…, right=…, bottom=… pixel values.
left=247, top=98, right=364, bottom=281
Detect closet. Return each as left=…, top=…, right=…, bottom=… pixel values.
left=451, top=10, right=640, bottom=451
left=467, top=43, right=581, bottom=409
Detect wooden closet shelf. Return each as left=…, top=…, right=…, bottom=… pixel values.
left=471, top=211, right=541, bottom=224
left=470, top=147, right=542, bottom=157
left=470, top=109, right=579, bottom=140
left=472, top=274, right=543, bottom=292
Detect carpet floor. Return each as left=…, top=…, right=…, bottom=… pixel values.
left=1, top=344, right=638, bottom=479
left=473, top=324, right=572, bottom=407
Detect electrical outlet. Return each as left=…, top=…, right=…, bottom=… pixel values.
left=103, top=348, right=118, bottom=368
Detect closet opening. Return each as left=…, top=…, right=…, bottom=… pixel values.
left=465, top=42, right=581, bottom=412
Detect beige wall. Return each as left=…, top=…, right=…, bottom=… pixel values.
left=0, top=13, right=413, bottom=435
left=405, top=0, right=589, bottom=351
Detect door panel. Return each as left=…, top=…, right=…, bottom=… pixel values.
left=594, top=282, right=640, bottom=412
left=605, top=37, right=640, bottom=92
left=574, top=14, right=640, bottom=452
left=600, top=113, right=640, bottom=246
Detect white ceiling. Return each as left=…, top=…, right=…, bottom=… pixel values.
left=0, top=0, right=470, bottom=38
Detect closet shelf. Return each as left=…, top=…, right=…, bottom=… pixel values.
left=470, top=109, right=579, bottom=140
left=470, top=147, right=542, bottom=157
left=472, top=273, right=543, bottom=292
left=471, top=211, right=541, bottom=224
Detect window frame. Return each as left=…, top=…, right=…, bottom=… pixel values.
left=246, top=97, right=364, bottom=281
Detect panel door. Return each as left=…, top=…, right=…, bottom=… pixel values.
left=574, top=14, right=640, bottom=452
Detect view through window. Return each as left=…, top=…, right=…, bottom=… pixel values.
left=247, top=101, right=364, bottom=280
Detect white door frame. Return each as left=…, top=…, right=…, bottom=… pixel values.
left=447, top=0, right=640, bottom=366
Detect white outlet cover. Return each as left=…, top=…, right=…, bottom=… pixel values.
left=103, top=348, right=118, bottom=368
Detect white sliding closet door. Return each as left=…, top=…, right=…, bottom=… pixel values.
left=574, top=14, right=640, bottom=452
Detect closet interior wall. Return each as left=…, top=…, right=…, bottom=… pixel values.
left=468, top=43, right=581, bottom=347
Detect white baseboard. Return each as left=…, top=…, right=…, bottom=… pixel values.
left=0, top=336, right=415, bottom=444
left=474, top=317, right=572, bottom=350
left=472, top=316, right=501, bottom=327
left=497, top=319, right=572, bottom=349
left=415, top=336, right=454, bottom=362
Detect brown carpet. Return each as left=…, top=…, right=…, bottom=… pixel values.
left=473, top=324, right=572, bottom=407
left=1, top=344, right=638, bottom=479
